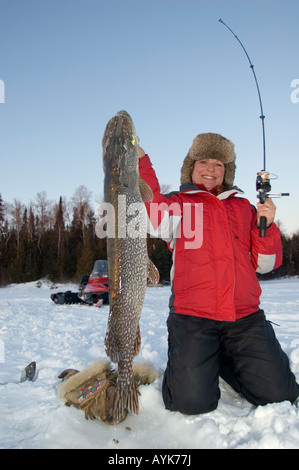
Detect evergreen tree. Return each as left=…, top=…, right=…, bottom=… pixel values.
left=1, top=187, right=299, bottom=286
left=290, top=232, right=299, bottom=276
left=52, top=196, right=66, bottom=281
left=0, top=193, right=4, bottom=232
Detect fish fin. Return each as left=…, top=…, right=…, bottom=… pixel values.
left=104, top=329, right=122, bottom=363
left=147, top=257, right=160, bottom=285
left=112, top=380, right=140, bottom=424
left=139, top=177, right=153, bottom=203
left=105, top=326, right=140, bottom=363
left=134, top=325, right=142, bottom=356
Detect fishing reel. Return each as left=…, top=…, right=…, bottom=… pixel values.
left=256, top=171, right=289, bottom=237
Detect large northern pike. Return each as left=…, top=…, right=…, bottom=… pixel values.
left=102, top=110, right=157, bottom=424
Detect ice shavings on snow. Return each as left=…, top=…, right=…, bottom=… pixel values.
left=1, top=278, right=299, bottom=448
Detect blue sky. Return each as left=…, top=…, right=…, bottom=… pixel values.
left=0, top=0, right=298, bottom=234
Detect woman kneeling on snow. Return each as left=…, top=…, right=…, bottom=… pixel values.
left=138, top=132, right=299, bottom=415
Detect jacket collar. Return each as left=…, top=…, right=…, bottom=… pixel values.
left=179, top=183, right=244, bottom=200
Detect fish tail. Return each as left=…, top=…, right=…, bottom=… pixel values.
left=112, top=380, right=140, bottom=424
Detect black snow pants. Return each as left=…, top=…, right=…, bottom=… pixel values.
left=162, top=310, right=299, bottom=415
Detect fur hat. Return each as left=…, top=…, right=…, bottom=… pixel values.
left=181, top=133, right=236, bottom=188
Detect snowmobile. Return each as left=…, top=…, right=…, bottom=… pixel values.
left=51, top=290, right=83, bottom=305
left=77, top=260, right=109, bottom=305
left=51, top=260, right=109, bottom=306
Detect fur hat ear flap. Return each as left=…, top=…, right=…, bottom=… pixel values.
left=181, top=133, right=236, bottom=188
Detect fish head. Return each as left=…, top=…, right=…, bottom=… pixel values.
left=102, top=111, right=139, bottom=191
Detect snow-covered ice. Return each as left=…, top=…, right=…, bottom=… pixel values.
left=1, top=277, right=299, bottom=449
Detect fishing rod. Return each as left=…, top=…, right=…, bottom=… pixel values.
left=219, top=19, right=289, bottom=237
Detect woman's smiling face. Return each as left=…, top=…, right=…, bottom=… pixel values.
left=191, top=158, right=225, bottom=190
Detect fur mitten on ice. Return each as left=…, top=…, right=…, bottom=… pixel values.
left=57, top=358, right=159, bottom=425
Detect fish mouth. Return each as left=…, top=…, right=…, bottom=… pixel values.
left=116, top=110, right=131, bottom=119
left=102, top=110, right=135, bottom=157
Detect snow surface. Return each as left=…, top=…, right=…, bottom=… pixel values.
left=1, top=277, right=299, bottom=450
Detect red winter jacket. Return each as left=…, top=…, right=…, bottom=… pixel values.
left=139, top=155, right=282, bottom=322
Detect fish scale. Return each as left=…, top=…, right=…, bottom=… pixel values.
left=102, top=110, right=151, bottom=424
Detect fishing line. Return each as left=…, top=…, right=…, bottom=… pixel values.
left=219, top=19, right=266, bottom=171
left=219, top=19, right=289, bottom=237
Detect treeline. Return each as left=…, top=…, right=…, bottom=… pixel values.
left=259, top=228, right=299, bottom=280
left=0, top=188, right=298, bottom=287
left=0, top=188, right=172, bottom=286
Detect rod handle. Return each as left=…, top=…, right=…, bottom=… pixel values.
left=260, top=215, right=267, bottom=238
